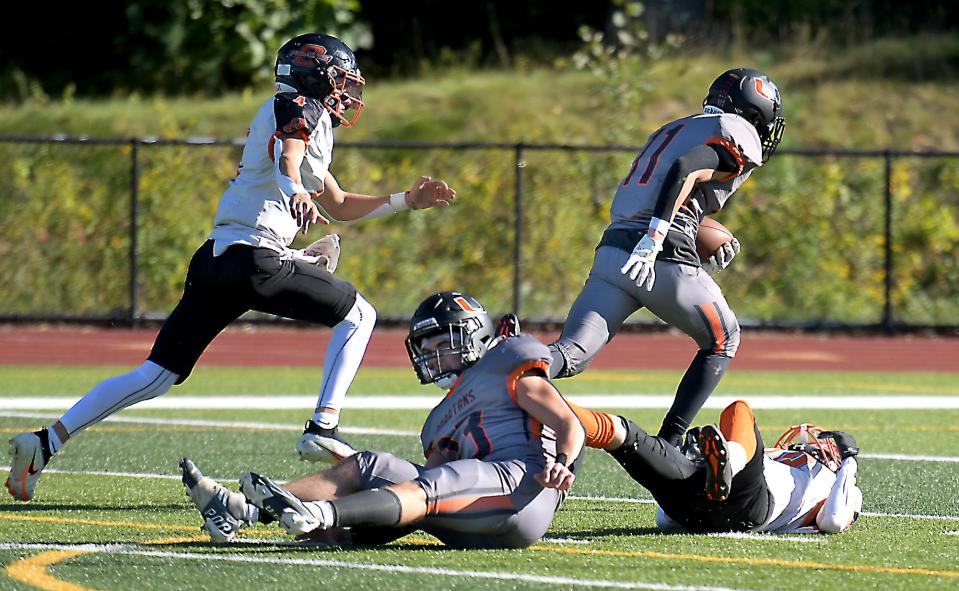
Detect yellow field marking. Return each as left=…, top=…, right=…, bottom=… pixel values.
left=0, top=513, right=196, bottom=532
left=0, top=513, right=290, bottom=540
left=143, top=535, right=211, bottom=545
left=5, top=550, right=94, bottom=591
left=4, top=514, right=957, bottom=582
left=531, top=545, right=959, bottom=578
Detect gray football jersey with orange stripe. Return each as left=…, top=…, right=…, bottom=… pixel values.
left=606, top=112, right=762, bottom=265
left=420, top=334, right=557, bottom=464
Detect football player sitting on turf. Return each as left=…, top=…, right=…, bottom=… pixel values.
left=566, top=400, right=861, bottom=533
left=6, top=33, right=456, bottom=503
left=181, top=291, right=585, bottom=547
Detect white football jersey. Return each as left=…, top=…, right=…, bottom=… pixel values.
left=209, top=93, right=335, bottom=256
left=759, top=449, right=837, bottom=533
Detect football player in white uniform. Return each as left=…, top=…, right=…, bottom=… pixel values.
left=568, top=400, right=862, bottom=534
left=547, top=68, right=785, bottom=448
left=180, top=292, right=585, bottom=548
left=6, top=33, right=456, bottom=502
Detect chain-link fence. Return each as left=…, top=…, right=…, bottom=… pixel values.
left=1, top=135, right=956, bottom=331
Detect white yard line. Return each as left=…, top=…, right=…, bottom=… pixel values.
left=0, top=411, right=416, bottom=437
left=2, top=412, right=957, bottom=464
left=704, top=532, right=826, bottom=543
left=0, top=542, right=748, bottom=591
left=2, top=394, right=959, bottom=410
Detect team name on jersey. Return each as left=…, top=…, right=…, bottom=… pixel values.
left=435, top=390, right=476, bottom=430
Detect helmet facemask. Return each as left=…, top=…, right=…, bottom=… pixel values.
left=406, top=316, right=489, bottom=387
left=760, top=115, right=785, bottom=163
left=323, top=65, right=365, bottom=128
left=774, top=424, right=842, bottom=472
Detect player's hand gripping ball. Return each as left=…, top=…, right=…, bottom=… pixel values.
left=698, top=217, right=740, bottom=274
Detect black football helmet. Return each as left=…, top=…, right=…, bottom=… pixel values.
left=405, top=291, right=495, bottom=386
left=704, top=68, right=785, bottom=162
left=275, top=33, right=365, bottom=127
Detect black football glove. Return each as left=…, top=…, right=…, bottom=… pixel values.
left=819, top=430, right=859, bottom=459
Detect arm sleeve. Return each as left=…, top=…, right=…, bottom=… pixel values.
left=816, top=457, right=863, bottom=533
left=650, top=143, right=723, bottom=222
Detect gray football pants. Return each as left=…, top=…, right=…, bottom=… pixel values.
left=550, top=246, right=740, bottom=378
left=354, top=450, right=564, bottom=549
left=550, top=246, right=740, bottom=443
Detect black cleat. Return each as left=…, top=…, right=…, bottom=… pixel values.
left=698, top=425, right=733, bottom=502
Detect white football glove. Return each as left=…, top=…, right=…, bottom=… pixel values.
left=702, top=237, right=741, bottom=275
left=295, top=233, right=341, bottom=274
left=620, top=234, right=663, bottom=291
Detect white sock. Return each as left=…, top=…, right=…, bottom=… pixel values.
left=303, top=500, right=336, bottom=528
left=58, top=361, right=179, bottom=437
left=727, top=441, right=748, bottom=476
left=312, top=412, right=339, bottom=430
left=313, top=294, right=376, bottom=417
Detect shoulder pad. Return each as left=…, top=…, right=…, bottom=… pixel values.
left=718, top=114, right=763, bottom=166
left=273, top=93, right=323, bottom=139
left=479, top=334, right=551, bottom=376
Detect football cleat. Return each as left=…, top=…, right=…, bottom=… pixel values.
left=239, top=471, right=328, bottom=536
left=296, top=421, right=357, bottom=463
left=6, top=430, right=52, bottom=502
left=180, top=458, right=249, bottom=542
left=681, top=427, right=704, bottom=461
left=699, top=425, right=733, bottom=502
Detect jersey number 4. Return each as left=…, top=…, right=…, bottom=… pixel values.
left=623, top=123, right=686, bottom=186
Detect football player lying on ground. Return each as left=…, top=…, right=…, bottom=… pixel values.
left=567, top=400, right=861, bottom=533
left=181, top=291, right=585, bottom=548
left=7, top=33, right=456, bottom=502
left=548, top=68, right=785, bottom=447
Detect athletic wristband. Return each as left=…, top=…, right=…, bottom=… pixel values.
left=554, top=453, right=569, bottom=467
left=648, top=217, right=671, bottom=238
left=389, top=191, right=411, bottom=212
left=277, top=174, right=307, bottom=198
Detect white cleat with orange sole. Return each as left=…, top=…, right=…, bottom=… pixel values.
left=6, top=431, right=49, bottom=502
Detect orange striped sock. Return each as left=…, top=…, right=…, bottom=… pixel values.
left=719, top=400, right=757, bottom=463
left=566, top=401, right=617, bottom=449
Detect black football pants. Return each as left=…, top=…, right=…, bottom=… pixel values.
left=148, top=240, right=357, bottom=383
left=610, top=419, right=771, bottom=532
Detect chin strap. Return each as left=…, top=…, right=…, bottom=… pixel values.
left=434, top=374, right=459, bottom=390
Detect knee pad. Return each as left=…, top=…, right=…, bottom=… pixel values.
left=549, top=340, right=584, bottom=379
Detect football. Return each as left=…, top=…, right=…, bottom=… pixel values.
left=696, top=217, right=735, bottom=260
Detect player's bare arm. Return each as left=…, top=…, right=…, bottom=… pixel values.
left=515, top=372, right=586, bottom=491
left=278, top=135, right=329, bottom=233
left=315, top=172, right=456, bottom=221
